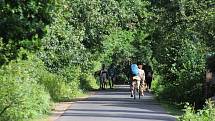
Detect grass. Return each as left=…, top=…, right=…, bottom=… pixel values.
left=158, top=99, right=184, bottom=118
left=151, top=88, right=183, bottom=118
left=30, top=115, right=49, bottom=121
left=32, top=89, right=94, bottom=121
left=151, top=78, right=184, bottom=119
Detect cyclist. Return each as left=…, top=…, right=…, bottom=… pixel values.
left=130, top=63, right=141, bottom=97
left=137, top=63, right=146, bottom=96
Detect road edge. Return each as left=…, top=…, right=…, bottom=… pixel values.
left=46, top=91, right=97, bottom=121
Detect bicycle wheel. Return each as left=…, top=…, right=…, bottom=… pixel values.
left=138, top=86, right=141, bottom=99
left=133, top=82, right=137, bottom=100
left=133, top=85, right=136, bottom=100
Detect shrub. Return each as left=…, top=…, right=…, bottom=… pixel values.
left=80, top=72, right=99, bottom=91
left=151, top=75, right=164, bottom=96
left=152, top=39, right=205, bottom=105
left=179, top=100, right=215, bottom=121
left=37, top=71, right=74, bottom=102
left=25, top=53, right=83, bottom=102
left=116, top=74, right=129, bottom=84
left=56, top=66, right=84, bottom=101
left=0, top=60, right=51, bottom=121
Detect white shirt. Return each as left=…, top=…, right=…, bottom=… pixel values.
left=138, top=69, right=145, bottom=81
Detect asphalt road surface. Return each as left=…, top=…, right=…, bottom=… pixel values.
left=56, top=85, right=176, bottom=121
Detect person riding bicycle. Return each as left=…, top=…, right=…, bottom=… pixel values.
left=130, top=63, right=141, bottom=97
left=138, top=63, right=146, bottom=96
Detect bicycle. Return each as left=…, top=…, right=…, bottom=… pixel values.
left=132, top=76, right=141, bottom=100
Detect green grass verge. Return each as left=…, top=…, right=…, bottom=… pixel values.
left=158, top=99, right=184, bottom=118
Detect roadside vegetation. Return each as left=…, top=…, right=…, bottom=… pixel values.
left=0, top=0, right=214, bottom=121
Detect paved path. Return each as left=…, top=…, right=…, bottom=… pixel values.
left=56, top=85, right=176, bottom=121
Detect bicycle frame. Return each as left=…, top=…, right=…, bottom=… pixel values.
left=132, top=79, right=141, bottom=100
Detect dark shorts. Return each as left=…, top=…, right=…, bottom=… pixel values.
left=146, top=77, right=152, bottom=83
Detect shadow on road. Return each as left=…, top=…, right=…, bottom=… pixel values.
left=57, top=85, right=176, bottom=121
left=62, top=112, right=175, bottom=121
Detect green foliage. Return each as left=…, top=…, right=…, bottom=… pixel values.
left=35, top=64, right=81, bottom=102
left=0, top=0, right=214, bottom=120
left=151, top=75, right=164, bottom=96
left=69, top=0, right=119, bottom=52
left=26, top=52, right=84, bottom=101
left=103, top=29, right=136, bottom=62
left=179, top=100, right=215, bottom=121
left=0, top=0, right=52, bottom=40
left=155, top=40, right=205, bottom=102
left=0, top=0, right=55, bottom=64
left=0, top=58, right=51, bottom=121
left=0, top=49, right=88, bottom=120
left=80, top=72, right=99, bottom=91
left=116, top=73, right=129, bottom=84
left=57, top=66, right=83, bottom=100
left=40, top=0, right=86, bottom=72
left=149, top=0, right=212, bottom=105
left=133, top=31, right=152, bottom=63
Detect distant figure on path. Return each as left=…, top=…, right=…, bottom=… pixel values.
left=108, top=63, right=116, bottom=89
left=100, top=64, right=109, bottom=90
left=144, top=63, right=153, bottom=91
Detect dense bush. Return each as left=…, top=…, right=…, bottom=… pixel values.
left=179, top=100, right=215, bottom=121
left=22, top=52, right=85, bottom=102
left=0, top=0, right=214, bottom=120
left=0, top=59, right=51, bottom=121
left=36, top=66, right=81, bottom=102
left=80, top=73, right=99, bottom=91
left=0, top=0, right=55, bottom=65
left=154, top=40, right=205, bottom=104
left=57, top=66, right=84, bottom=100
left=0, top=50, right=92, bottom=120
left=79, top=59, right=101, bottom=91
left=149, top=0, right=213, bottom=106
